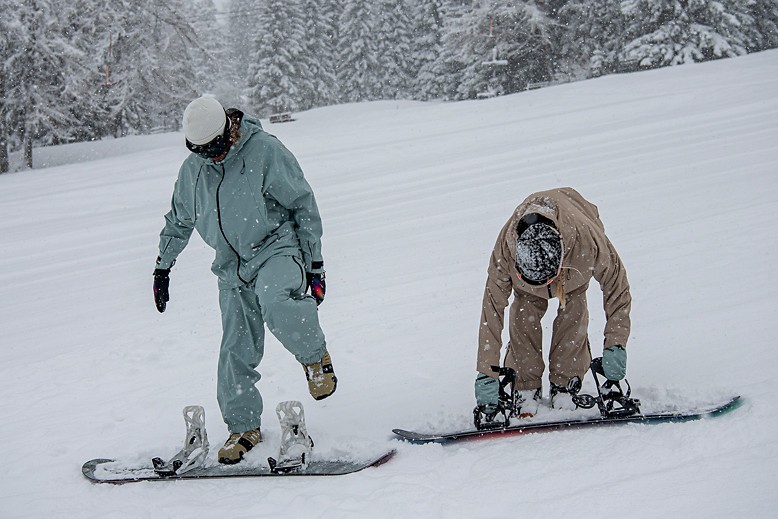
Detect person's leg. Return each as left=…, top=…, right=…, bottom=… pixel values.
left=549, top=283, right=592, bottom=388
left=217, top=284, right=266, bottom=433
left=505, top=293, right=549, bottom=391
left=253, top=255, right=326, bottom=365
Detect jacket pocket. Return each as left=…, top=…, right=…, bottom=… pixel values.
left=251, top=233, right=279, bottom=251
left=291, top=256, right=307, bottom=295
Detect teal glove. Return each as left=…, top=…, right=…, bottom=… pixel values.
left=474, top=372, right=499, bottom=407
left=602, top=345, right=627, bottom=381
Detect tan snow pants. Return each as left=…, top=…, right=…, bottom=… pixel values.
left=504, top=282, right=592, bottom=390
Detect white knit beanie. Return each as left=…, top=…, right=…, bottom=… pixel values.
left=182, top=96, right=226, bottom=145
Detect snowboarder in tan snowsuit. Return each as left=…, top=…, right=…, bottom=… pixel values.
left=475, top=187, right=631, bottom=419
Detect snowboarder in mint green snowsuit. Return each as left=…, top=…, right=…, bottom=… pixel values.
left=153, top=96, right=337, bottom=465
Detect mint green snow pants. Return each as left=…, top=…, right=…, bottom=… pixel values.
left=216, top=254, right=326, bottom=433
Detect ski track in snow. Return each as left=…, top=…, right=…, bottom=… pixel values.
left=1, top=50, right=777, bottom=518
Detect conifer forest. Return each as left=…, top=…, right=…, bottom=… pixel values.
left=1, top=0, right=777, bottom=172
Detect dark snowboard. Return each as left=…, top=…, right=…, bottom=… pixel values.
left=393, top=396, right=741, bottom=444
left=83, top=449, right=396, bottom=484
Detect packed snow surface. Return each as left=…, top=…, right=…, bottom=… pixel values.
left=1, top=50, right=777, bottom=518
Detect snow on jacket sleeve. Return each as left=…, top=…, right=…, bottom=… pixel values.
left=477, top=220, right=514, bottom=377
left=157, top=166, right=197, bottom=270
left=591, top=231, right=632, bottom=348
left=261, top=137, right=324, bottom=272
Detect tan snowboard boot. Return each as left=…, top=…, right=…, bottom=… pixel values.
left=217, top=428, right=262, bottom=465
left=303, top=351, right=337, bottom=400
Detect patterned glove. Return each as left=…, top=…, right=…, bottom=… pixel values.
left=602, top=345, right=627, bottom=381
left=153, top=268, right=170, bottom=313
left=307, top=271, right=326, bottom=305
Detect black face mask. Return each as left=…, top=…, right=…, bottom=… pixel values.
left=186, top=117, right=231, bottom=159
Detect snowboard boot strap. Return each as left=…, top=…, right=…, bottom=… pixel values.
left=152, top=405, right=210, bottom=477
left=473, top=402, right=510, bottom=430
left=497, top=366, right=517, bottom=414
left=268, top=401, right=314, bottom=473
left=550, top=379, right=582, bottom=411
left=589, top=357, right=641, bottom=417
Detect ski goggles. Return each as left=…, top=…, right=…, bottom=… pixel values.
left=186, top=117, right=231, bottom=159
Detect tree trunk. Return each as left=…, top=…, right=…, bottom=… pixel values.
left=24, top=134, right=33, bottom=169
left=20, top=108, right=33, bottom=170
left=0, top=72, right=7, bottom=174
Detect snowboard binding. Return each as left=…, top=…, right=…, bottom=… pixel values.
left=152, top=405, right=209, bottom=477
left=473, top=367, right=522, bottom=430
left=572, top=358, right=641, bottom=418
left=267, top=401, right=314, bottom=474
left=473, top=357, right=641, bottom=429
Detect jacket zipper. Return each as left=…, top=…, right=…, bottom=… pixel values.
left=216, top=163, right=249, bottom=285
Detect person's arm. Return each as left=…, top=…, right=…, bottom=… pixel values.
left=157, top=172, right=196, bottom=270
left=477, top=223, right=514, bottom=377
left=592, top=232, right=631, bottom=349
left=153, top=168, right=197, bottom=312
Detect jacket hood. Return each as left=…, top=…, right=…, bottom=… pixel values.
left=506, top=195, right=562, bottom=254
left=505, top=189, right=583, bottom=272
left=192, top=109, right=264, bottom=165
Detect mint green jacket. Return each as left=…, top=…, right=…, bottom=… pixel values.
left=157, top=112, right=323, bottom=289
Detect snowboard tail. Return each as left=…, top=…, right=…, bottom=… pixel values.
left=393, top=396, right=742, bottom=444
left=83, top=450, right=396, bottom=484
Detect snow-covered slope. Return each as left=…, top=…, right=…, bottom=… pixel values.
left=1, top=50, right=776, bottom=518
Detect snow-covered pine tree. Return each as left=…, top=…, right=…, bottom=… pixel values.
left=748, top=0, right=778, bottom=52
left=556, top=0, right=626, bottom=79
left=95, top=0, right=199, bottom=137
left=494, top=1, right=555, bottom=92
left=425, top=1, right=472, bottom=101
left=245, top=0, right=309, bottom=115
left=620, top=0, right=754, bottom=68
left=444, top=0, right=555, bottom=100
left=222, top=0, right=260, bottom=107
left=336, top=1, right=381, bottom=103
left=0, top=0, right=19, bottom=173
left=155, top=0, right=203, bottom=130
left=299, top=0, right=339, bottom=109
left=6, top=0, right=87, bottom=169
left=439, top=3, right=496, bottom=100
left=188, top=0, right=227, bottom=98
left=410, top=0, right=447, bottom=100
left=373, top=0, right=414, bottom=99
left=58, top=0, right=118, bottom=143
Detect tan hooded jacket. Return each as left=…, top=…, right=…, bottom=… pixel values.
left=477, top=187, right=631, bottom=375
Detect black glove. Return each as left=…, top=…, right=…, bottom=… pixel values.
left=306, top=271, right=326, bottom=306
left=153, top=268, right=170, bottom=313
